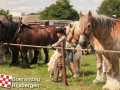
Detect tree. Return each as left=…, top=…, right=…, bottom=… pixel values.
left=0, top=9, right=12, bottom=21
left=39, top=0, right=79, bottom=20
left=97, top=0, right=120, bottom=19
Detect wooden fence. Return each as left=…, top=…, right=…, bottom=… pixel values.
left=3, top=42, right=120, bottom=86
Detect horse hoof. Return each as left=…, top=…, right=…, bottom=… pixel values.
left=9, top=63, right=20, bottom=67
left=30, top=61, right=37, bottom=65
left=19, top=63, right=30, bottom=68
left=19, top=65, right=30, bottom=69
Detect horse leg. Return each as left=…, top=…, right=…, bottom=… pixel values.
left=20, top=47, right=30, bottom=68
left=93, top=53, right=104, bottom=84
left=43, top=48, right=49, bottom=64
left=38, top=49, right=44, bottom=61
left=28, top=49, right=33, bottom=62
left=4, top=45, right=11, bottom=55
left=103, top=53, right=120, bottom=90
left=30, top=49, right=39, bottom=64
left=10, top=46, right=20, bottom=67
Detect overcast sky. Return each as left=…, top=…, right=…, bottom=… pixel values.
left=0, top=0, right=103, bottom=15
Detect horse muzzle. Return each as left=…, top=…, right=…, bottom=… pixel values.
left=79, top=34, right=90, bottom=48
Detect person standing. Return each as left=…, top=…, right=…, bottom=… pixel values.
left=66, top=42, right=79, bottom=77
left=51, top=28, right=66, bottom=82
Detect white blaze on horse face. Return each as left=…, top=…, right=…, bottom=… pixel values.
left=79, top=34, right=86, bottom=46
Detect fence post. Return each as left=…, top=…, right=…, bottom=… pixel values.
left=61, top=42, right=68, bottom=86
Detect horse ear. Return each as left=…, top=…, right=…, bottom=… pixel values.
left=79, top=11, right=83, bottom=17
left=88, top=10, right=92, bottom=18
left=69, top=23, right=73, bottom=28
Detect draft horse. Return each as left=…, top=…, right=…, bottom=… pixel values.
left=78, top=11, right=120, bottom=90
left=0, top=21, right=43, bottom=67
left=17, top=24, right=58, bottom=68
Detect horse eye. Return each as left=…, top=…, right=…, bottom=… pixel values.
left=88, top=25, right=91, bottom=28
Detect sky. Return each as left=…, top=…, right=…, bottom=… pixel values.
left=0, top=0, right=103, bottom=15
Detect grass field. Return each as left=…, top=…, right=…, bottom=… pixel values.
left=0, top=50, right=105, bottom=90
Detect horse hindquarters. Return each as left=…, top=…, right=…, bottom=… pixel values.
left=73, top=51, right=81, bottom=75
left=74, top=45, right=82, bottom=75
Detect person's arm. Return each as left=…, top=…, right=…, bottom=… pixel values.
left=52, top=36, right=66, bottom=47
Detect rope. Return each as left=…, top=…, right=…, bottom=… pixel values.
left=3, top=43, right=120, bottom=53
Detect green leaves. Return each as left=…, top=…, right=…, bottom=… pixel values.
left=97, top=0, right=120, bottom=19
left=0, top=9, right=12, bottom=21
left=39, top=0, right=79, bottom=20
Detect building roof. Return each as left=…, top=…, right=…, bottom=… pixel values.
left=0, top=15, right=8, bottom=23
left=22, top=15, right=40, bottom=24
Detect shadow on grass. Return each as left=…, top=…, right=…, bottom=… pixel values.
left=81, top=63, right=90, bottom=67
left=37, top=62, right=47, bottom=67
left=0, top=62, right=10, bottom=66
left=80, top=70, right=95, bottom=77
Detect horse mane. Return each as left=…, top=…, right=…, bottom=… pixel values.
left=92, top=15, right=116, bottom=30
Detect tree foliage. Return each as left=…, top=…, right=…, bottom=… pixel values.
left=39, top=0, right=79, bottom=20
left=97, top=0, right=120, bottom=19
left=0, top=9, right=12, bottom=21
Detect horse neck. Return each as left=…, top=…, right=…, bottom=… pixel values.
left=3, top=22, right=19, bottom=42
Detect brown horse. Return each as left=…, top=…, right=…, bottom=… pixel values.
left=78, top=11, right=120, bottom=90
left=28, top=24, right=52, bottom=64
left=17, top=24, right=58, bottom=68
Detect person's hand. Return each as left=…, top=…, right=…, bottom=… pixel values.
left=51, top=45, right=56, bottom=50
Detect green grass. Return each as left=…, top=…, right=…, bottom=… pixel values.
left=0, top=50, right=104, bottom=90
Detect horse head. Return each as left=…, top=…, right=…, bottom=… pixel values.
left=66, top=22, right=74, bottom=42
left=66, top=21, right=83, bottom=47
left=79, top=10, right=93, bottom=48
